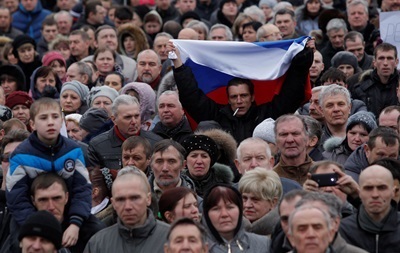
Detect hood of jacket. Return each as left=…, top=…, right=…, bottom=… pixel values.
left=323, top=136, right=345, bottom=152
left=117, top=24, right=149, bottom=58
left=344, top=144, right=369, bottom=174
left=157, top=71, right=177, bottom=99
left=30, top=66, right=62, bottom=100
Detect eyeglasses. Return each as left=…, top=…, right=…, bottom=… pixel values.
left=1, top=153, right=10, bottom=163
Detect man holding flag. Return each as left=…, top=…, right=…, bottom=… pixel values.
left=167, top=38, right=315, bottom=143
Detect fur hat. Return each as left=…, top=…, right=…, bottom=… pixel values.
left=19, top=211, right=62, bottom=250
left=219, top=0, right=237, bottom=9
left=253, top=118, right=276, bottom=144
left=5, top=91, right=33, bottom=110
left=182, top=134, right=219, bottom=167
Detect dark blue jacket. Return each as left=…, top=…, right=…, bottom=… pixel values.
left=12, top=1, right=51, bottom=42
left=6, top=132, right=91, bottom=226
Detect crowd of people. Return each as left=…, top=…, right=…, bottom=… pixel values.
left=0, top=0, right=399, bottom=252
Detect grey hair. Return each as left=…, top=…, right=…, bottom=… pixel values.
left=244, top=6, right=266, bottom=23
left=157, top=90, right=182, bottom=108
left=274, top=114, right=310, bottom=137
left=288, top=205, right=332, bottom=235
left=326, top=18, right=348, bottom=33
left=73, top=62, right=93, bottom=83
left=295, top=191, right=342, bottom=218
left=116, top=165, right=150, bottom=192
left=318, top=84, right=351, bottom=107
left=273, top=1, right=293, bottom=13
left=112, top=94, right=140, bottom=117
left=298, top=115, right=322, bottom=146
left=237, top=137, right=272, bottom=161
left=312, top=85, right=327, bottom=94
left=137, top=49, right=161, bottom=66
left=54, top=10, right=73, bottom=23
left=347, top=0, right=368, bottom=15
left=155, top=32, right=174, bottom=40
left=209, top=24, right=233, bottom=41
left=186, top=20, right=209, bottom=39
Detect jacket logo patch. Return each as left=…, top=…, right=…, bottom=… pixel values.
left=64, top=159, right=75, bottom=172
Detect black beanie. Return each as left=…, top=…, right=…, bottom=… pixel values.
left=180, top=11, right=201, bottom=26
left=79, top=107, right=109, bottom=133
left=19, top=211, right=62, bottom=249
left=12, top=35, right=36, bottom=58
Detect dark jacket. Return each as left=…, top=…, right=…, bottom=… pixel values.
left=88, top=127, right=163, bottom=169
left=0, top=26, right=23, bottom=40
left=11, top=1, right=51, bottom=41
left=0, top=190, right=10, bottom=248
left=359, top=53, right=373, bottom=70
left=352, top=69, right=399, bottom=118
left=184, top=163, right=234, bottom=197
left=273, top=155, right=314, bottom=185
left=84, top=210, right=169, bottom=253
left=344, top=144, right=369, bottom=183
left=339, top=202, right=400, bottom=253
left=30, top=66, right=62, bottom=100
left=148, top=173, right=196, bottom=200
left=173, top=47, right=313, bottom=144
left=152, top=116, right=193, bottom=144
left=320, top=42, right=343, bottom=69
left=156, top=6, right=180, bottom=23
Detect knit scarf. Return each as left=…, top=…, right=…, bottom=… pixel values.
left=160, top=116, right=185, bottom=138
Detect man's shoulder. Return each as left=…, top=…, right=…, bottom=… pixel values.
left=88, top=223, right=118, bottom=242
left=89, top=129, right=114, bottom=146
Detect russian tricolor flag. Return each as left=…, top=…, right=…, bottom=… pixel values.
left=172, top=36, right=311, bottom=105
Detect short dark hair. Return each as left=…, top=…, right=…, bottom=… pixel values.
left=94, top=25, right=116, bottom=41
left=31, top=173, right=68, bottom=197
left=41, top=16, right=57, bottom=30
left=93, top=46, right=116, bottom=62
left=367, top=127, right=400, bottom=150
left=85, top=0, right=103, bottom=20
left=122, top=136, right=152, bottom=159
left=226, top=78, right=255, bottom=97
left=166, top=218, right=207, bottom=244
left=372, top=158, right=400, bottom=182
left=3, top=119, right=27, bottom=135
left=30, top=97, right=62, bottom=121
left=309, top=160, right=345, bottom=174
left=278, top=189, right=308, bottom=215
left=115, top=6, right=133, bottom=20
left=275, top=9, right=295, bottom=20
left=1, top=129, right=29, bottom=155
left=344, top=31, right=364, bottom=49
left=151, top=139, right=186, bottom=164
left=320, top=68, right=347, bottom=85
left=69, top=30, right=90, bottom=41
left=374, top=42, right=397, bottom=59
left=105, top=72, right=125, bottom=87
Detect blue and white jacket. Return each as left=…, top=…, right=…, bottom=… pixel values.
left=6, top=132, right=91, bottom=226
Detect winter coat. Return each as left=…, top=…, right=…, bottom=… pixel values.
left=184, top=163, right=234, bottom=197
left=323, top=136, right=352, bottom=165
left=84, top=210, right=169, bottom=253
left=6, top=132, right=91, bottom=226
left=245, top=207, right=280, bottom=236
left=117, top=24, right=149, bottom=60
left=11, top=1, right=51, bottom=41
left=29, top=66, right=62, bottom=100
left=359, top=53, right=373, bottom=70
left=339, top=202, right=400, bottom=253
left=344, top=144, right=369, bottom=183
left=295, top=6, right=321, bottom=36
left=320, top=42, right=343, bottom=69
left=273, top=155, right=314, bottom=185
left=152, top=117, right=193, bottom=144
left=87, top=126, right=163, bottom=168
left=173, top=47, right=313, bottom=144
left=332, top=233, right=368, bottom=253
left=352, top=69, right=399, bottom=118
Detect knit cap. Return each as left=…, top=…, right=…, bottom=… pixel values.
left=42, top=51, right=66, bottom=67
left=5, top=91, right=33, bottom=110
left=87, top=86, right=119, bottom=106
left=331, top=51, right=359, bottom=72
left=259, top=0, right=277, bottom=8
left=61, top=81, right=90, bottom=103
left=144, top=10, right=163, bottom=25
left=12, top=35, right=36, bottom=58
left=253, top=118, right=276, bottom=144
left=79, top=107, right=109, bottom=133
left=182, top=134, right=219, bottom=167
left=18, top=211, right=62, bottom=250
left=219, top=0, right=237, bottom=9
left=346, top=111, right=377, bottom=133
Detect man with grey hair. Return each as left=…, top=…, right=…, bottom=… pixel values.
left=208, top=24, right=233, bottom=41
left=54, top=10, right=73, bottom=36
left=85, top=166, right=170, bottom=253
left=88, top=95, right=163, bottom=169
left=154, top=32, right=174, bottom=63
left=287, top=206, right=334, bottom=253
left=295, top=192, right=367, bottom=253
left=318, top=84, right=352, bottom=145
left=152, top=90, right=193, bottom=143
left=321, top=18, right=347, bottom=68
left=66, top=62, right=94, bottom=87
left=347, top=0, right=375, bottom=44
left=257, top=24, right=282, bottom=42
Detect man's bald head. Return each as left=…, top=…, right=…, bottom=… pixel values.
left=359, top=165, right=394, bottom=187
left=178, top=28, right=199, bottom=40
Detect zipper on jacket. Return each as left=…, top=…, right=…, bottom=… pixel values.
left=236, top=240, right=243, bottom=251
left=376, top=234, right=379, bottom=253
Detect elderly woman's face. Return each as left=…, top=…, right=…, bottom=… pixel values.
left=208, top=199, right=239, bottom=239
left=186, top=150, right=211, bottom=179
left=242, top=192, right=276, bottom=222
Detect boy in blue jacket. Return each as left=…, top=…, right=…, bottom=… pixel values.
left=6, top=97, right=91, bottom=248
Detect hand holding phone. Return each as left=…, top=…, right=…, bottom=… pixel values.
left=310, top=173, right=339, bottom=187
